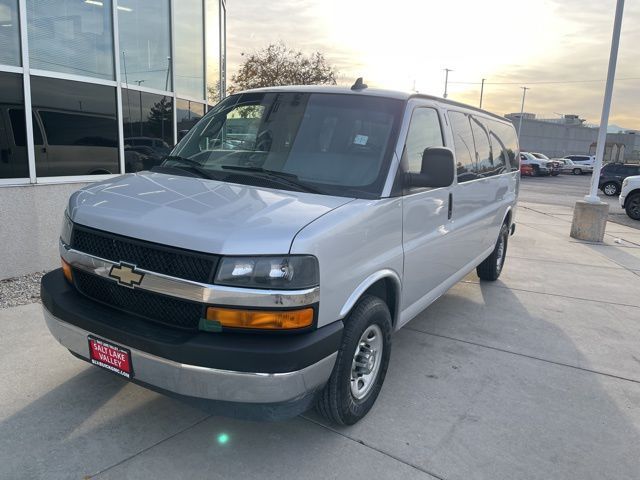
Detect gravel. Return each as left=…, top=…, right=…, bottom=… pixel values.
left=0, top=271, right=47, bottom=309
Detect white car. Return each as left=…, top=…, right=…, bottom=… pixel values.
left=557, top=158, right=594, bottom=175
left=619, top=175, right=640, bottom=220
left=564, top=155, right=595, bottom=168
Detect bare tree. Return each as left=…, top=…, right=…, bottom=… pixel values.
left=228, top=43, right=337, bottom=94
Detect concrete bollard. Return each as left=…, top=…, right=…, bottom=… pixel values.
left=570, top=201, right=609, bottom=242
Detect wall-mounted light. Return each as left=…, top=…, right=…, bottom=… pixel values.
left=84, top=0, right=104, bottom=6
left=117, top=6, right=133, bottom=12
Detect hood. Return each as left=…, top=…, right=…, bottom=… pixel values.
left=68, top=172, right=353, bottom=255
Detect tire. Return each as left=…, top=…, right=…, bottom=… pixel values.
left=316, top=295, right=392, bottom=425
left=625, top=193, right=640, bottom=220
left=532, top=165, right=540, bottom=177
left=602, top=182, right=619, bottom=196
left=477, top=223, right=509, bottom=281
left=573, top=168, right=582, bottom=175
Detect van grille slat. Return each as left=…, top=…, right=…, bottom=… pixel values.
left=71, top=225, right=217, bottom=283
left=73, top=269, right=203, bottom=330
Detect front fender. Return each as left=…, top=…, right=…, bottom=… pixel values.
left=338, top=269, right=401, bottom=320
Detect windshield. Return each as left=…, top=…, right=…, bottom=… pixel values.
left=168, top=92, right=404, bottom=198
left=532, top=153, right=549, bottom=159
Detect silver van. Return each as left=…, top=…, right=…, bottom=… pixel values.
left=42, top=85, right=519, bottom=425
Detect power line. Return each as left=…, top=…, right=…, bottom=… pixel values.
left=449, top=77, right=640, bottom=86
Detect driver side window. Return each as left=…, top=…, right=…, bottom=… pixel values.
left=402, top=108, right=443, bottom=173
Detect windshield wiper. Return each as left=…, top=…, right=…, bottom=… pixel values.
left=153, top=155, right=217, bottom=180
left=221, top=165, right=321, bottom=194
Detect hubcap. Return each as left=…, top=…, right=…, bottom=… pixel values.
left=350, top=324, right=383, bottom=400
left=604, top=184, right=617, bottom=195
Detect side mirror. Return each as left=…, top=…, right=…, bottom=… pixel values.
left=406, top=147, right=455, bottom=189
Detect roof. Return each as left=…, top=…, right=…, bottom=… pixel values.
left=240, top=85, right=510, bottom=123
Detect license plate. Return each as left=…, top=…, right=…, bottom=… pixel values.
left=88, top=336, right=133, bottom=379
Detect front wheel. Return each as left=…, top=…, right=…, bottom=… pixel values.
left=573, top=168, right=583, bottom=175
left=602, top=182, right=619, bottom=196
left=625, top=193, right=640, bottom=220
left=477, top=223, right=509, bottom=281
left=316, top=295, right=392, bottom=425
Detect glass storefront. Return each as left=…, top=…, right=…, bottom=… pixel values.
left=0, top=0, right=226, bottom=182
left=0, top=0, right=21, bottom=66
left=122, top=89, right=173, bottom=172
left=27, top=0, right=115, bottom=80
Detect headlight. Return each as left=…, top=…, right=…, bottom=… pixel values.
left=60, top=211, right=73, bottom=245
left=215, top=255, right=319, bottom=290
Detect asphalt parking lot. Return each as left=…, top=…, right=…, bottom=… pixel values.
left=519, top=173, right=638, bottom=230
left=1, top=201, right=640, bottom=480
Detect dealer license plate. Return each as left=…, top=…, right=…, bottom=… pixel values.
left=88, top=336, right=133, bottom=379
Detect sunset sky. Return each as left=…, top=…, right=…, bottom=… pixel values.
left=227, top=0, right=640, bottom=129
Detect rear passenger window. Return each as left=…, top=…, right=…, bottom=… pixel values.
left=470, top=118, right=493, bottom=176
left=448, top=111, right=478, bottom=182
left=402, top=108, right=443, bottom=173
left=485, top=119, right=519, bottom=172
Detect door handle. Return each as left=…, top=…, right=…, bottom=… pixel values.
left=41, top=147, right=47, bottom=153
left=448, top=192, right=453, bottom=220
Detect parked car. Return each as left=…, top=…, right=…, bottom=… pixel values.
left=520, top=152, right=553, bottom=176
left=41, top=85, right=519, bottom=425
left=563, top=154, right=595, bottom=170
left=619, top=175, right=640, bottom=220
left=599, top=163, right=640, bottom=196
left=520, top=163, right=534, bottom=176
left=530, top=152, right=561, bottom=175
left=557, top=158, right=594, bottom=175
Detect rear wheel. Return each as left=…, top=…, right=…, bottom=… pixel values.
left=573, top=168, right=582, bottom=175
left=316, top=295, right=392, bottom=425
left=477, top=223, right=509, bottom=281
left=625, top=193, right=640, bottom=220
left=602, top=182, right=619, bottom=196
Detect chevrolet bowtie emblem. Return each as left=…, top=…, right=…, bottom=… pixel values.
left=109, top=262, right=144, bottom=288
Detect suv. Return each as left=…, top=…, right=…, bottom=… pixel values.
left=563, top=155, right=595, bottom=174
left=520, top=152, right=553, bottom=176
left=620, top=175, right=640, bottom=220
left=41, top=85, right=519, bottom=425
left=599, top=163, right=640, bottom=196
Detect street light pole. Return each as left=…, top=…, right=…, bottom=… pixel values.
left=479, top=78, right=485, bottom=108
left=570, top=0, right=625, bottom=242
left=517, top=86, right=529, bottom=138
left=586, top=0, right=625, bottom=203
left=443, top=68, right=452, bottom=99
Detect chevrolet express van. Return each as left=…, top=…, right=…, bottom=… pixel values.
left=42, top=84, right=519, bottom=425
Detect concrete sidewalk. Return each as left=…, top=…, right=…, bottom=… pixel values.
left=1, top=202, right=639, bottom=480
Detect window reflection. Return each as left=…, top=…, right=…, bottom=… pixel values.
left=206, top=0, right=221, bottom=103
left=0, top=72, right=28, bottom=178
left=176, top=99, right=204, bottom=142
left=175, top=0, right=204, bottom=99
left=27, top=0, right=114, bottom=80
left=122, top=88, right=173, bottom=172
left=118, top=0, right=172, bottom=91
left=0, top=0, right=21, bottom=66
left=31, top=77, right=119, bottom=177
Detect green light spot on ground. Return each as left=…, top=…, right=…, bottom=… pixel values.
left=217, top=433, right=229, bottom=445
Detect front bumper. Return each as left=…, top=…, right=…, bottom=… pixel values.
left=41, top=270, right=341, bottom=405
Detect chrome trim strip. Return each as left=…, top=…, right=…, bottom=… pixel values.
left=59, top=241, right=319, bottom=307
left=43, top=307, right=336, bottom=403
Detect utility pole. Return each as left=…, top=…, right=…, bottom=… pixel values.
left=479, top=78, right=486, bottom=108
left=571, top=0, right=625, bottom=242
left=586, top=0, right=624, bottom=203
left=517, top=87, right=529, bottom=138
left=443, top=68, right=452, bottom=99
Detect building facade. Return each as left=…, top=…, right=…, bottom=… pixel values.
left=506, top=113, right=640, bottom=162
left=0, top=0, right=227, bottom=279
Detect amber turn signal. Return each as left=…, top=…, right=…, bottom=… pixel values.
left=61, top=257, right=73, bottom=283
left=206, top=307, right=314, bottom=330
